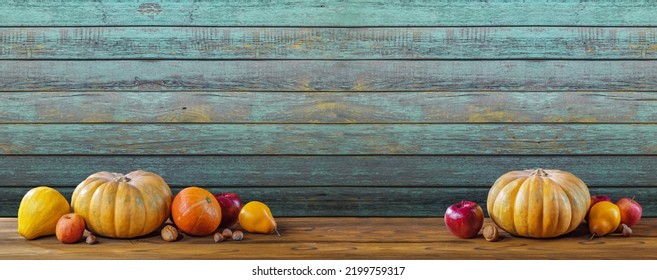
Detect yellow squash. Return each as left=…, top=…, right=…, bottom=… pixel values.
left=487, top=169, right=591, bottom=238
left=18, top=186, right=70, bottom=240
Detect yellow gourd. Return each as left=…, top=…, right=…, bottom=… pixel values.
left=588, top=201, right=621, bottom=238
left=487, top=168, right=591, bottom=238
left=18, top=186, right=70, bottom=240
left=239, top=201, right=278, bottom=235
left=71, top=170, right=173, bottom=238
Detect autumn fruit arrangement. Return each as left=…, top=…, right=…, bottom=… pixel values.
left=17, top=170, right=279, bottom=244
left=165, top=186, right=278, bottom=240
left=587, top=195, right=642, bottom=238
left=444, top=168, right=643, bottom=241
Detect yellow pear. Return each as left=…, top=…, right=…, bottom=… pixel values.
left=238, top=201, right=278, bottom=235
left=18, top=186, right=71, bottom=240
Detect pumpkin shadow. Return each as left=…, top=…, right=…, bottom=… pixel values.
left=502, top=224, right=593, bottom=240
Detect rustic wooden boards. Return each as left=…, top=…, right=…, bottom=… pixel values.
left=3, top=91, right=657, bottom=123
left=2, top=187, right=657, bottom=217
left=2, top=217, right=657, bottom=259
left=3, top=27, right=657, bottom=59
left=4, top=60, right=657, bottom=91
left=1, top=0, right=656, bottom=218
left=3, top=0, right=657, bottom=26
left=4, top=156, right=657, bottom=187
left=4, top=124, right=657, bottom=155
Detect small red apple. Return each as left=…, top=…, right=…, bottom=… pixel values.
left=586, top=195, right=612, bottom=221
left=616, top=197, right=642, bottom=227
left=444, top=201, right=484, bottom=239
left=214, top=192, right=244, bottom=228
left=590, top=195, right=612, bottom=208
left=55, top=213, right=86, bottom=244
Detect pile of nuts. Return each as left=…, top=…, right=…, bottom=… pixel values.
left=159, top=224, right=245, bottom=243
left=214, top=228, right=244, bottom=242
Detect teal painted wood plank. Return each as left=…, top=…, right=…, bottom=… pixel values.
left=3, top=91, right=657, bottom=124
left=2, top=0, right=657, bottom=27
left=1, top=156, right=656, bottom=187
left=2, top=124, right=657, bottom=155
left=3, top=27, right=657, bottom=59
left=2, top=186, right=655, bottom=217
left=3, top=60, right=657, bottom=92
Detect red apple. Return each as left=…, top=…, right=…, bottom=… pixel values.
left=616, top=197, right=642, bottom=227
left=586, top=195, right=612, bottom=221
left=55, top=213, right=86, bottom=244
left=214, top=192, right=244, bottom=228
left=444, top=201, right=484, bottom=239
left=590, top=195, right=612, bottom=207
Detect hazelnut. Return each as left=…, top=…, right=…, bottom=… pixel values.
left=85, top=234, right=97, bottom=245
left=222, top=228, right=233, bottom=239
left=161, top=225, right=178, bottom=242
left=213, top=232, right=224, bottom=243
left=622, top=223, right=632, bottom=237
left=483, top=224, right=500, bottom=242
left=232, top=230, right=244, bottom=241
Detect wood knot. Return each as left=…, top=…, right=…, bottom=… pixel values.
left=137, top=3, right=162, bottom=19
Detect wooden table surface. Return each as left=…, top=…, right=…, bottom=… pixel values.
left=1, top=217, right=656, bottom=260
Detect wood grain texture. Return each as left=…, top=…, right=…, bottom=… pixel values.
left=3, top=27, right=657, bottom=59
left=1, top=156, right=656, bottom=187
left=2, top=217, right=657, bottom=260
left=3, top=0, right=657, bottom=27
left=2, top=124, right=657, bottom=155
left=3, top=60, right=657, bottom=92
left=3, top=0, right=657, bottom=224
left=3, top=91, right=657, bottom=124
left=1, top=186, right=655, bottom=217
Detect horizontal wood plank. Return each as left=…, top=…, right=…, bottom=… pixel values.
left=3, top=60, right=657, bottom=92
left=2, top=124, right=657, bottom=155
left=3, top=0, right=657, bottom=27
left=2, top=217, right=657, bottom=259
left=3, top=91, right=656, bottom=124
left=1, top=156, right=656, bottom=187
left=1, top=186, right=655, bottom=217
left=3, top=27, right=657, bottom=59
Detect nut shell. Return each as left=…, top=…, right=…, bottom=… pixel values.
left=161, top=225, right=179, bottom=242
left=232, top=230, right=244, bottom=241
left=222, top=228, right=233, bottom=239
left=483, top=224, right=500, bottom=242
left=213, top=232, right=224, bottom=242
left=622, top=223, right=633, bottom=237
left=85, top=234, right=97, bottom=245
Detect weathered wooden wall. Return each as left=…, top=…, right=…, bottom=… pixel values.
left=2, top=0, right=657, bottom=217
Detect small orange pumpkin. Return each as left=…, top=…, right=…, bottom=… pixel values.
left=171, top=187, right=222, bottom=236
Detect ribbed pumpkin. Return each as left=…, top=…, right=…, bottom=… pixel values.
left=171, top=187, right=222, bottom=236
left=487, top=169, right=590, bottom=238
left=71, top=170, right=173, bottom=238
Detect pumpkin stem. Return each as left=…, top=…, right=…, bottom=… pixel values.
left=115, top=176, right=131, bottom=183
left=534, top=169, right=548, bottom=177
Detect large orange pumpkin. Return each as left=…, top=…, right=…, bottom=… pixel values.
left=71, top=170, right=173, bottom=238
left=487, top=169, right=590, bottom=238
left=171, top=187, right=222, bottom=236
